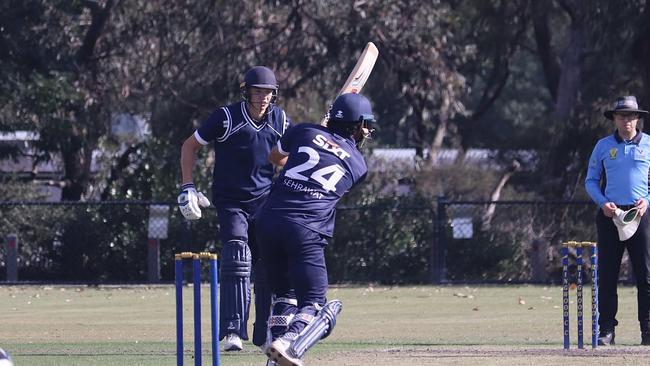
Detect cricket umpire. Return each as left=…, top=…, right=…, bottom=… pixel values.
left=585, top=95, right=650, bottom=346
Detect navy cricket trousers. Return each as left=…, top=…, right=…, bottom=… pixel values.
left=256, top=215, right=329, bottom=308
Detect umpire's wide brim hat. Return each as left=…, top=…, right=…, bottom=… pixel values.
left=612, top=207, right=641, bottom=241
left=604, top=96, right=649, bottom=120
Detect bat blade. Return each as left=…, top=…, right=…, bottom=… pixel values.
left=336, top=42, right=379, bottom=96
left=321, top=42, right=379, bottom=125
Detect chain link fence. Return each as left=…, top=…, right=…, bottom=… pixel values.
left=1, top=199, right=629, bottom=284
left=329, top=207, right=434, bottom=284
left=436, top=198, right=632, bottom=283
left=0, top=201, right=434, bottom=283
left=0, top=202, right=218, bottom=282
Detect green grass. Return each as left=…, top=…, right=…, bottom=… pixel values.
left=1, top=284, right=649, bottom=365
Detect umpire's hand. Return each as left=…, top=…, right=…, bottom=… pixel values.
left=635, top=198, right=649, bottom=217
left=602, top=202, right=617, bottom=217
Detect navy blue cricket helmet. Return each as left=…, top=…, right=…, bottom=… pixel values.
left=241, top=66, right=278, bottom=103
left=329, top=93, right=375, bottom=125
left=242, top=66, right=278, bottom=90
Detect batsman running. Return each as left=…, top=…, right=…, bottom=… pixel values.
left=256, top=93, right=377, bottom=366
left=179, top=66, right=293, bottom=354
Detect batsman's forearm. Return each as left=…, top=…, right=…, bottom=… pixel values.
left=268, top=146, right=288, bottom=166
left=180, top=141, right=199, bottom=184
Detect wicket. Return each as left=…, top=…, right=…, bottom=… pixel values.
left=561, top=241, right=599, bottom=349
left=175, top=252, right=220, bottom=366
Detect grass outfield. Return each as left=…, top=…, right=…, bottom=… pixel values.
left=1, top=284, right=650, bottom=365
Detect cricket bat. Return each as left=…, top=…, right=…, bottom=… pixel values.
left=321, top=42, right=379, bottom=125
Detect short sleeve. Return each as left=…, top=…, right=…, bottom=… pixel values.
left=196, top=108, right=229, bottom=143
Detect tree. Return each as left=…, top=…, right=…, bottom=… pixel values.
left=532, top=0, right=647, bottom=198
left=1, top=0, right=118, bottom=200
left=2, top=0, right=650, bottom=205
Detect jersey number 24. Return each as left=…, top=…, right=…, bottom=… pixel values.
left=285, top=146, right=345, bottom=192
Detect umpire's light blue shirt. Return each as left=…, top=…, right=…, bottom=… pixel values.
left=585, top=130, right=650, bottom=208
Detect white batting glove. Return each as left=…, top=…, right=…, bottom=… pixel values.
left=178, top=183, right=211, bottom=220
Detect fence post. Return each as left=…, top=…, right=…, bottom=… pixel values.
left=432, top=196, right=449, bottom=284
left=6, top=234, right=18, bottom=282
left=147, top=238, right=160, bottom=283
left=147, top=205, right=169, bottom=283
left=429, top=207, right=436, bottom=284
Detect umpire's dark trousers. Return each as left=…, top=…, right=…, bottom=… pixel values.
left=596, top=209, right=650, bottom=332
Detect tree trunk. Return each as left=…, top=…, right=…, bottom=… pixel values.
left=429, top=111, right=447, bottom=164
left=61, top=142, right=93, bottom=201
left=554, top=27, right=585, bottom=121
left=408, top=95, right=429, bottom=160
left=59, top=0, right=116, bottom=200
left=481, top=160, right=521, bottom=230
left=532, top=3, right=560, bottom=101
left=636, top=0, right=650, bottom=104
left=533, top=2, right=587, bottom=197
left=529, top=238, right=549, bottom=282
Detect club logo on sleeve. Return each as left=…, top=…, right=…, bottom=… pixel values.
left=609, top=148, right=618, bottom=160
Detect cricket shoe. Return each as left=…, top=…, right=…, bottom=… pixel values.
left=266, top=337, right=303, bottom=366
left=223, top=333, right=243, bottom=351
left=597, top=330, right=615, bottom=346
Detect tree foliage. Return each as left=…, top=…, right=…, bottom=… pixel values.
left=1, top=0, right=649, bottom=203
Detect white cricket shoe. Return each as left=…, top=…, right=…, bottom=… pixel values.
left=223, top=333, right=243, bottom=351
left=266, top=338, right=303, bottom=366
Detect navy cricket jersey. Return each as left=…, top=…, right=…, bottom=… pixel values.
left=195, top=101, right=291, bottom=203
left=262, top=123, right=368, bottom=237
left=585, top=130, right=650, bottom=207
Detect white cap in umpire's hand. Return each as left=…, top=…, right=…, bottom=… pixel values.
left=612, top=207, right=641, bottom=241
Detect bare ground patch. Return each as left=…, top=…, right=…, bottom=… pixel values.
left=304, top=345, right=650, bottom=366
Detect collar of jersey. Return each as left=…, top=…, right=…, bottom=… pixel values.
left=240, top=102, right=269, bottom=131
left=614, top=129, right=642, bottom=145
